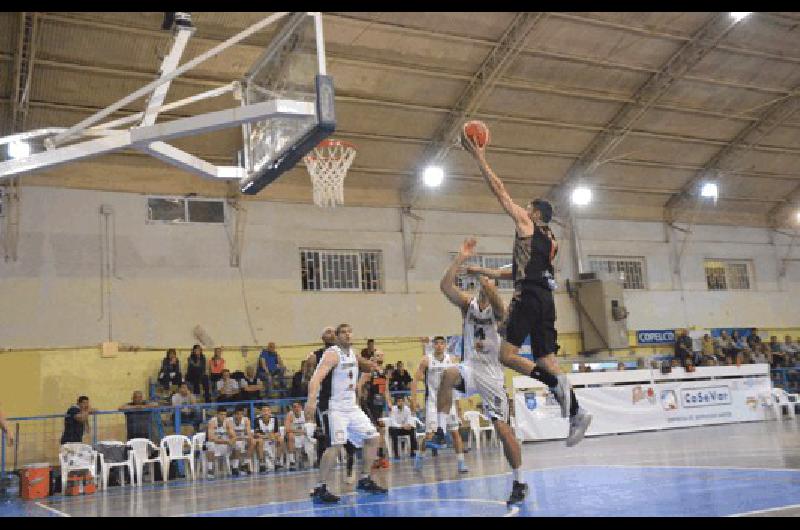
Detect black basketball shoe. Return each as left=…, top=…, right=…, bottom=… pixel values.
left=357, top=477, right=388, bottom=494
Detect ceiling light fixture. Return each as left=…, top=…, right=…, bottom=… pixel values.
left=423, top=166, right=444, bottom=187
left=701, top=182, right=719, bottom=199
left=730, top=12, right=752, bottom=22
left=8, top=141, right=30, bottom=159
left=571, top=187, right=592, bottom=206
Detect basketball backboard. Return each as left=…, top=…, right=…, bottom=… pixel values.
left=239, top=12, right=335, bottom=195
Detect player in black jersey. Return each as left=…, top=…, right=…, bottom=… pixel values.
left=461, top=130, right=592, bottom=447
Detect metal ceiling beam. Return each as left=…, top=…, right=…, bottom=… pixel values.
left=665, top=86, right=800, bottom=223
left=37, top=13, right=800, bottom=126
left=401, top=12, right=546, bottom=205
left=9, top=12, right=39, bottom=134
left=547, top=12, right=747, bottom=208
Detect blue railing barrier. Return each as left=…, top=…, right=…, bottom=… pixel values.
left=0, top=390, right=417, bottom=480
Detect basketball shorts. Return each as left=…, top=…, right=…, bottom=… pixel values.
left=234, top=439, right=248, bottom=453
left=505, top=284, right=557, bottom=357
left=456, top=362, right=509, bottom=423
left=425, top=398, right=459, bottom=433
left=289, top=431, right=308, bottom=450
left=323, top=406, right=379, bottom=448
left=206, top=441, right=232, bottom=458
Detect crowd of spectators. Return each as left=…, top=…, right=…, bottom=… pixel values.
left=675, top=327, right=800, bottom=369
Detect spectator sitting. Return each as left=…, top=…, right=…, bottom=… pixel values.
left=391, top=361, right=413, bottom=391
left=241, top=366, right=264, bottom=401
left=186, top=344, right=211, bottom=403
left=258, top=342, right=287, bottom=394
left=209, top=347, right=226, bottom=387
left=782, top=335, right=798, bottom=363
left=769, top=336, right=787, bottom=367
left=752, top=346, right=768, bottom=364
left=119, top=391, right=158, bottom=440
left=290, top=361, right=308, bottom=398
left=216, top=369, right=242, bottom=403
left=171, top=383, right=201, bottom=433
left=747, top=328, right=762, bottom=352
left=60, top=396, right=96, bottom=444
left=701, top=334, right=716, bottom=364
left=388, top=396, right=418, bottom=458
left=616, top=362, right=626, bottom=371
left=158, top=348, right=183, bottom=393
left=360, top=338, right=382, bottom=361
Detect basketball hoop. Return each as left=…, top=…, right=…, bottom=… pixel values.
left=303, top=139, right=356, bottom=208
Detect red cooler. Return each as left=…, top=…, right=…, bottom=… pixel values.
left=21, top=463, right=51, bottom=500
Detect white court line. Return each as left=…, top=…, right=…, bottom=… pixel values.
left=565, top=464, right=800, bottom=473
left=258, top=498, right=520, bottom=517
left=172, top=465, right=558, bottom=517
left=34, top=501, right=71, bottom=517
left=726, top=503, right=800, bottom=517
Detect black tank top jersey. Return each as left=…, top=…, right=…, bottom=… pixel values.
left=512, top=225, right=555, bottom=289
left=314, top=346, right=333, bottom=410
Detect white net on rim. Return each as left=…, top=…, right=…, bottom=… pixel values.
left=303, top=140, right=356, bottom=208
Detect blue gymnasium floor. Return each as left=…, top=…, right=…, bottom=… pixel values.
left=2, top=421, right=799, bottom=517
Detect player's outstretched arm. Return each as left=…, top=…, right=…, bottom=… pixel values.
left=479, top=275, right=507, bottom=321
left=463, top=135, right=531, bottom=233
left=441, top=238, right=476, bottom=311
left=305, top=349, right=337, bottom=420
left=409, top=355, right=429, bottom=412
left=463, top=264, right=513, bottom=281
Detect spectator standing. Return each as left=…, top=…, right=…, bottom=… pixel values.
left=391, top=361, right=413, bottom=392
left=186, top=344, right=211, bottom=403
left=769, top=336, right=787, bottom=367
left=209, top=348, right=226, bottom=387
left=388, top=396, right=418, bottom=458
left=701, top=335, right=716, bottom=364
left=290, top=361, right=308, bottom=398
left=752, top=346, right=768, bottom=364
left=119, top=391, right=158, bottom=440
left=258, top=342, right=287, bottom=394
left=60, top=396, right=95, bottom=444
left=158, top=348, right=183, bottom=392
left=360, top=338, right=382, bottom=361
left=674, top=329, right=693, bottom=367
left=216, top=369, right=242, bottom=403
left=171, top=383, right=201, bottom=432
left=241, top=366, right=265, bottom=401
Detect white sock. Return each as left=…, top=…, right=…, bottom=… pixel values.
left=207, top=462, right=214, bottom=472
left=457, top=453, right=465, bottom=463
left=438, top=413, right=449, bottom=431
left=288, top=453, right=295, bottom=464
left=512, top=468, right=523, bottom=483
left=231, top=459, right=239, bottom=468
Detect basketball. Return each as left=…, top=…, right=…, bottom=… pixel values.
left=462, top=120, right=490, bottom=149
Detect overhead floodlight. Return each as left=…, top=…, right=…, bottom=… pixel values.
left=700, top=182, right=718, bottom=199
left=730, top=12, right=752, bottom=21
left=571, top=186, right=592, bottom=206
left=795, top=211, right=800, bottom=224
left=423, top=166, right=444, bottom=187
left=8, top=141, right=30, bottom=159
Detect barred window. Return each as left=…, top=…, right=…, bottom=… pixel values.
left=588, top=256, right=647, bottom=290
left=704, top=259, right=751, bottom=290
left=450, top=253, right=513, bottom=291
left=147, top=197, right=225, bottom=224
left=301, top=249, right=383, bottom=292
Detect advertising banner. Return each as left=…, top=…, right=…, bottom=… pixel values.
left=637, top=329, right=676, bottom=345
left=512, top=367, right=772, bottom=441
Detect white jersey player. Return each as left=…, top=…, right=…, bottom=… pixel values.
left=305, top=323, right=388, bottom=504
left=205, top=408, right=236, bottom=479
left=410, top=336, right=467, bottom=472
left=253, top=405, right=284, bottom=472
left=226, top=406, right=254, bottom=475
left=438, top=237, right=529, bottom=506
left=285, top=402, right=314, bottom=469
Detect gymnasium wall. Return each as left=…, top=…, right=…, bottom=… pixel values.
left=2, top=186, right=800, bottom=416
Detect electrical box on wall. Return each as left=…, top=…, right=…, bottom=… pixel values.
left=567, top=272, right=629, bottom=354
left=101, top=341, right=119, bottom=358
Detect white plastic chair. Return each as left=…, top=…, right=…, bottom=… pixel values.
left=463, top=410, right=498, bottom=450
left=59, top=443, right=100, bottom=490
left=191, top=433, right=208, bottom=479
left=126, top=438, right=162, bottom=486
left=159, top=435, right=195, bottom=481
left=772, top=389, right=797, bottom=419
left=378, top=416, right=394, bottom=458
left=97, top=441, right=134, bottom=489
